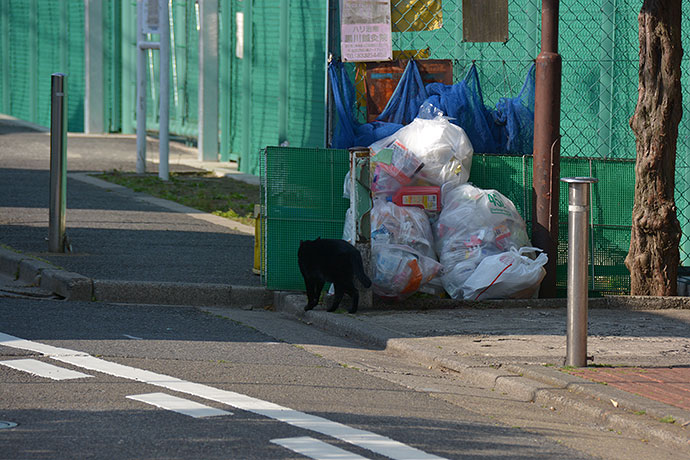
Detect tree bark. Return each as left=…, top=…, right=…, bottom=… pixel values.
left=626, top=0, right=682, bottom=295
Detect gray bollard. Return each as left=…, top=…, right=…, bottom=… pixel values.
left=49, top=73, right=68, bottom=253
left=561, top=177, right=598, bottom=367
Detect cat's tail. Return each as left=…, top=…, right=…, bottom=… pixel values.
left=352, top=251, right=372, bottom=288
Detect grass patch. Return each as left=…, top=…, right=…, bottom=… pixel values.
left=96, top=170, right=259, bottom=227
left=659, top=415, right=676, bottom=424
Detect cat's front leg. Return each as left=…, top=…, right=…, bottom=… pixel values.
left=347, top=288, right=359, bottom=314
left=305, top=280, right=325, bottom=311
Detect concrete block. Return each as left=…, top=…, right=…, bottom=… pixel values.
left=228, top=285, right=273, bottom=309
left=0, top=247, right=24, bottom=278
left=40, top=269, right=93, bottom=301
left=18, top=258, right=55, bottom=285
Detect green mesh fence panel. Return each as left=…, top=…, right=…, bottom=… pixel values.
left=261, top=147, right=634, bottom=296
left=1, top=0, right=85, bottom=132
left=66, top=2, right=85, bottom=132
left=261, top=147, right=351, bottom=291
left=142, top=1, right=199, bottom=138
left=470, top=155, right=634, bottom=297
left=104, top=0, right=122, bottom=133
left=7, top=1, right=32, bottom=124
left=233, top=1, right=328, bottom=176
left=331, top=0, right=690, bottom=265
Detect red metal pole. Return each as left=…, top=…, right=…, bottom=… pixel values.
left=533, top=0, right=562, bottom=298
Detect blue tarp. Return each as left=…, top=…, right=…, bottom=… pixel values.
left=422, top=65, right=499, bottom=153
left=328, top=61, right=402, bottom=149
left=375, top=60, right=428, bottom=126
left=329, top=60, right=536, bottom=155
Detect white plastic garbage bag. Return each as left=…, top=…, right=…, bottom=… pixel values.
left=372, top=243, right=443, bottom=300
left=461, top=247, right=548, bottom=300
left=372, top=199, right=436, bottom=260
left=434, top=183, right=531, bottom=299
left=439, top=182, right=529, bottom=246
left=370, top=116, right=474, bottom=187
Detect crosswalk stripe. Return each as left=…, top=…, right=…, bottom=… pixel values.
left=127, top=392, right=232, bottom=418
left=0, top=358, right=92, bottom=381
left=0, top=332, right=446, bottom=460
left=272, top=436, right=371, bottom=460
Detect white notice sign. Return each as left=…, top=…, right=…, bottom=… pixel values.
left=140, top=0, right=161, bottom=34
left=341, top=0, right=392, bottom=62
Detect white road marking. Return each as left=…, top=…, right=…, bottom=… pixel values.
left=0, top=333, right=89, bottom=357
left=0, top=358, right=92, bottom=381
left=272, top=436, right=371, bottom=460
left=0, top=332, right=446, bottom=460
left=127, top=392, right=232, bottom=418
left=123, top=334, right=143, bottom=340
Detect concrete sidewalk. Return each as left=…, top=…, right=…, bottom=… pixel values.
left=0, top=114, right=267, bottom=306
left=1, top=115, right=688, bottom=451
left=275, top=294, right=690, bottom=425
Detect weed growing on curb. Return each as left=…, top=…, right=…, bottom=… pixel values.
left=659, top=415, right=676, bottom=424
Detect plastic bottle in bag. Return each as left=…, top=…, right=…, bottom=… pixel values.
left=390, top=186, right=442, bottom=213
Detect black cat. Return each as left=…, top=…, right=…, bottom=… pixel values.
left=297, top=238, right=372, bottom=313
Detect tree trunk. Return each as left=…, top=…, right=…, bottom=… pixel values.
left=626, top=0, right=682, bottom=295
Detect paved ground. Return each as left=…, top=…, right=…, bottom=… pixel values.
left=1, top=114, right=689, bottom=451
left=571, top=366, right=690, bottom=411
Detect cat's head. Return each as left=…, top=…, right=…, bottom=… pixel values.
left=299, top=237, right=320, bottom=248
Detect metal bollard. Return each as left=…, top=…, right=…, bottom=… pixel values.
left=49, top=73, right=67, bottom=253
left=561, top=177, right=598, bottom=367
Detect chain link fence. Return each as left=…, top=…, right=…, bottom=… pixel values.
left=330, top=0, right=690, bottom=277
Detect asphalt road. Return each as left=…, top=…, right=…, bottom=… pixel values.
left=0, top=291, right=679, bottom=459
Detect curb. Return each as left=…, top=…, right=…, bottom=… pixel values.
left=274, top=292, right=690, bottom=450
left=0, top=246, right=272, bottom=308
left=92, top=280, right=272, bottom=308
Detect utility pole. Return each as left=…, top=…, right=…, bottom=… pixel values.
left=532, top=0, right=562, bottom=297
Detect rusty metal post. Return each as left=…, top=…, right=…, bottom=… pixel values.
left=349, top=147, right=373, bottom=310
left=532, top=0, right=562, bottom=298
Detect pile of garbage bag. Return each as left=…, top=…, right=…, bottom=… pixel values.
left=342, top=115, right=547, bottom=301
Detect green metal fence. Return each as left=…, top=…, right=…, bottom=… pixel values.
left=0, top=0, right=87, bottom=132
left=330, top=0, right=690, bottom=265
left=261, top=146, right=634, bottom=296
left=470, top=154, right=635, bottom=296
left=261, top=146, right=351, bottom=291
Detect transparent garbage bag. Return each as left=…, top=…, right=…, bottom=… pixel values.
left=370, top=139, right=425, bottom=196
left=370, top=116, right=474, bottom=186
left=434, top=183, right=530, bottom=299
left=461, top=247, right=548, bottom=300
left=372, top=243, right=443, bottom=300
left=435, top=183, right=529, bottom=253
left=440, top=258, right=479, bottom=300
left=372, top=199, right=436, bottom=260
left=371, top=163, right=405, bottom=196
